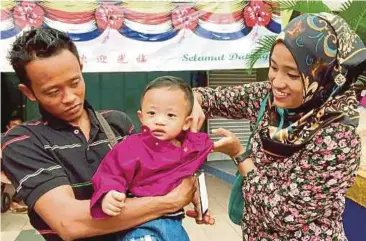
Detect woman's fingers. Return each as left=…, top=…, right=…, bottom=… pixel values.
left=191, top=94, right=206, bottom=132
left=212, top=128, right=244, bottom=157
left=212, top=128, right=233, bottom=137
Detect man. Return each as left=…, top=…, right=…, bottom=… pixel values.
left=2, top=28, right=213, bottom=241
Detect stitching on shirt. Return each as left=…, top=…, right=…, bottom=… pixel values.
left=1, top=135, right=30, bottom=150
left=164, top=210, right=185, bottom=217
left=129, top=235, right=155, bottom=241
left=89, top=136, right=123, bottom=147
left=99, top=110, right=114, bottom=115
left=23, top=121, right=44, bottom=126
left=44, top=144, right=82, bottom=150
left=16, top=165, right=63, bottom=193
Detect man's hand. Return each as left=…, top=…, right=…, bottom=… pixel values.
left=164, top=177, right=196, bottom=213
left=186, top=210, right=215, bottom=225
left=101, top=191, right=126, bottom=216
left=213, top=128, right=244, bottom=158
left=190, top=93, right=206, bottom=133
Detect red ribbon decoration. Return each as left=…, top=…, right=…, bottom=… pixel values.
left=123, top=8, right=171, bottom=25
left=13, top=1, right=45, bottom=29
left=243, top=0, right=272, bottom=28
left=95, top=4, right=124, bottom=30
left=172, top=7, right=199, bottom=30
left=1, top=9, right=11, bottom=21
left=44, top=7, right=94, bottom=24
left=200, top=10, right=243, bottom=24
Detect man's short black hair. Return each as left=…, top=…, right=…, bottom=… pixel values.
left=142, top=76, right=194, bottom=114
left=7, top=27, right=80, bottom=87
left=9, top=110, right=23, bottom=122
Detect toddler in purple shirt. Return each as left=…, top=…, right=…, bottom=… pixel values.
left=90, top=76, right=214, bottom=241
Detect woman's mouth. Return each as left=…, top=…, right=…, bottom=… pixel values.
left=273, top=89, right=290, bottom=100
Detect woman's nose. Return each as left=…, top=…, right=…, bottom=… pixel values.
left=271, top=74, right=287, bottom=89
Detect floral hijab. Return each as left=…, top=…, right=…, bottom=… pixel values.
left=260, top=13, right=366, bottom=158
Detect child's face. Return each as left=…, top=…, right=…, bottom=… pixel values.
left=138, top=87, right=192, bottom=141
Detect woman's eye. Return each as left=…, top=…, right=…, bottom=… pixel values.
left=270, top=65, right=278, bottom=71
left=288, top=73, right=300, bottom=79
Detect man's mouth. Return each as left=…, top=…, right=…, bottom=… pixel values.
left=65, top=104, right=81, bottom=114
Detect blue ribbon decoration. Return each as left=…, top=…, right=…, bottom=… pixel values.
left=0, top=27, right=21, bottom=39
left=194, top=25, right=251, bottom=41
left=65, top=28, right=102, bottom=42
left=119, top=25, right=179, bottom=42
left=266, top=19, right=281, bottom=34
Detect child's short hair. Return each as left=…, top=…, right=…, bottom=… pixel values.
left=142, top=76, right=194, bottom=114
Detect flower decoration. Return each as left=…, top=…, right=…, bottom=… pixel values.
left=243, top=0, right=272, bottom=28
left=95, top=3, right=124, bottom=30
left=13, top=1, right=45, bottom=29
left=172, top=7, right=199, bottom=30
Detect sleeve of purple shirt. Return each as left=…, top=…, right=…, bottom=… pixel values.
left=90, top=137, right=138, bottom=219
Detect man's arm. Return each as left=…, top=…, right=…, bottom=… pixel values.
left=34, top=177, right=196, bottom=241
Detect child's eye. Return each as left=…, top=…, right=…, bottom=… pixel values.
left=147, top=111, right=155, bottom=116
left=168, top=113, right=176, bottom=118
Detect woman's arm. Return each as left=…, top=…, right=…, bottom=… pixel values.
left=193, top=81, right=271, bottom=121
left=213, top=123, right=360, bottom=231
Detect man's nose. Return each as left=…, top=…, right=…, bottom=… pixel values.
left=62, top=88, right=77, bottom=104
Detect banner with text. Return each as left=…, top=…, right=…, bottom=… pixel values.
left=0, top=1, right=281, bottom=72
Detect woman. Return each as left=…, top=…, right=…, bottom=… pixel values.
left=192, top=13, right=366, bottom=240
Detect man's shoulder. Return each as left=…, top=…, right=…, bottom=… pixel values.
left=97, top=110, right=129, bottom=121
left=2, top=119, right=46, bottom=140
left=96, top=110, right=135, bottom=135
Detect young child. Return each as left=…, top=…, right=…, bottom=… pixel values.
left=90, top=76, right=213, bottom=241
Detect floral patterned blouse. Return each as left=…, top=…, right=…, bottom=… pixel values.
left=194, top=82, right=361, bottom=241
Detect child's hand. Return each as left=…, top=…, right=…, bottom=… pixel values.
left=101, top=190, right=126, bottom=216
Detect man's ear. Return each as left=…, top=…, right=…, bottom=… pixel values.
left=182, top=116, right=193, bottom=131
left=18, top=84, right=36, bottom=102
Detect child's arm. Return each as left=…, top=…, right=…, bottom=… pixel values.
left=101, top=190, right=126, bottom=216
left=90, top=140, right=137, bottom=219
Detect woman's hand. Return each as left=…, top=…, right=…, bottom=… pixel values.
left=190, top=93, right=206, bottom=133
left=212, top=128, right=245, bottom=158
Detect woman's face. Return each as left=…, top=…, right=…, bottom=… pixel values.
left=268, top=43, right=304, bottom=109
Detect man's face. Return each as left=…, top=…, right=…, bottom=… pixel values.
left=20, top=49, right=86, bottom=124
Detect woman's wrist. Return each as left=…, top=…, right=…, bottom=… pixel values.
left=237, top=159, right=256, bottom=176
left=232, top=148, right=256, bottom=176
left=194, top=92, right=203, bottom=106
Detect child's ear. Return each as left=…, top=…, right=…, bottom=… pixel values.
left=137, top=110, right=143, bottom=123
left=182, top=116, right=193, bottom=131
